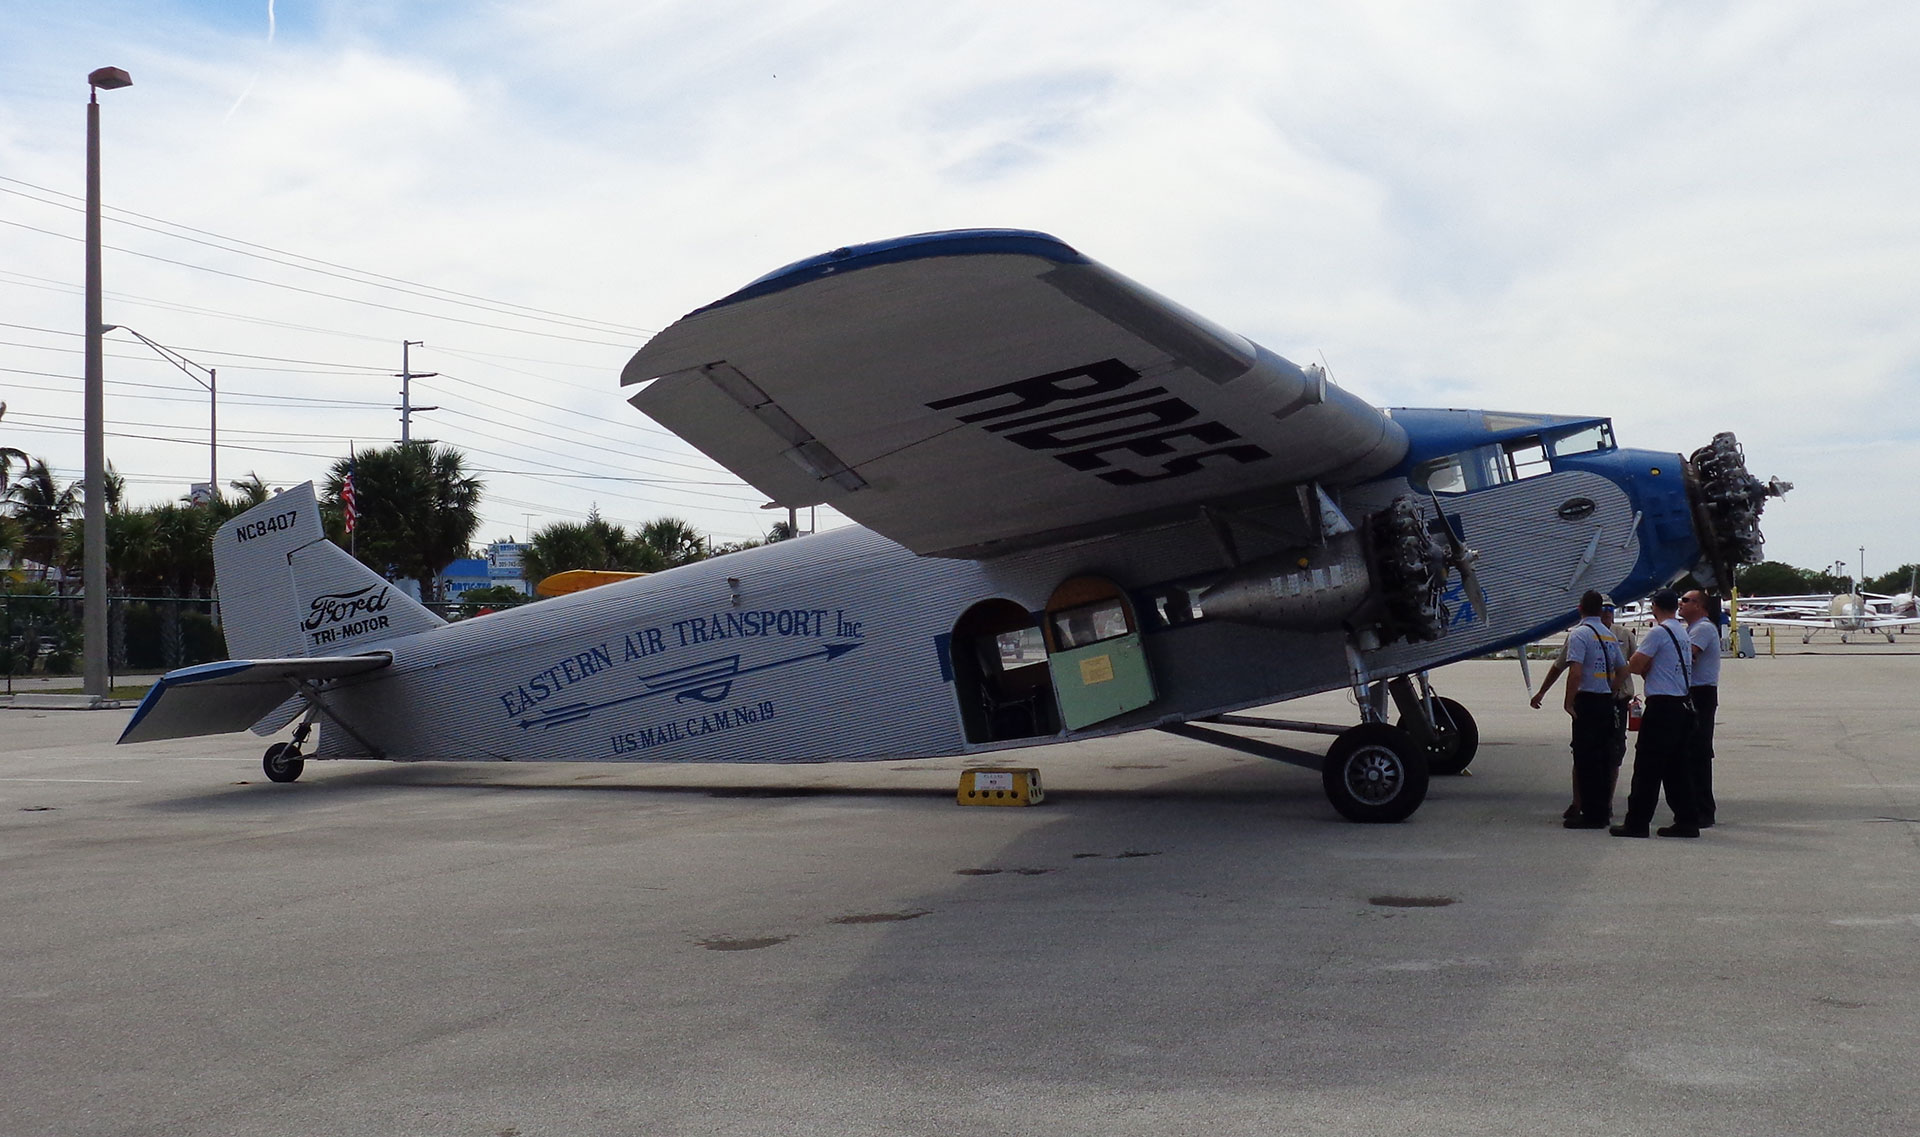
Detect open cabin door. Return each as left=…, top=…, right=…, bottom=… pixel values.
left=1043, top=576, right=1157, bottom=731
left=950, top=599, right=1060, bottom=744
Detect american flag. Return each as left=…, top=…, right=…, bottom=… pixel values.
left=342, top=450, right=357, bottom=534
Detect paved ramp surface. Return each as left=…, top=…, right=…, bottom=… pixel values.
left=2, top=656, right=1917, bottom=1136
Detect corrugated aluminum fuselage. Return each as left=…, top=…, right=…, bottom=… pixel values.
left=306, top=450, right=1677, bottom=764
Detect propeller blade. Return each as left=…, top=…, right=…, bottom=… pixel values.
left=1518, top=643, right=1532, bottom=691
left=1426, top=492, right=1490, bottom=619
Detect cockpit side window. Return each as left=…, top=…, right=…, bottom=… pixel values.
left=1412, top=455, right=1469, bottom=495
left=1547, top=423, right=1614, bottom=457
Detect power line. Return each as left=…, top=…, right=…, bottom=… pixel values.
left=0, top=215, right=639, bottom=348
left=0, top=176, right=658, bottom=337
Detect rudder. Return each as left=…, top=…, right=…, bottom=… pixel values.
left=213, top=483, right=444, bottom=659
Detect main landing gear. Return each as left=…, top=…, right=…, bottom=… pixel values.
left=261, top=718, right=316, bottom=783
left=1155, top=670, right=1477, bottom=823
left=255, top=676, right=385, bottom=784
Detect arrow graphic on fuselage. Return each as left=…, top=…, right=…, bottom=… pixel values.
left=516, top=641, right=864, bottom=730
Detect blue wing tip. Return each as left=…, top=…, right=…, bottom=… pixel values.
left=116, top=659, right=256, bottom=743
left=697, top=228, right=1084, bottom=315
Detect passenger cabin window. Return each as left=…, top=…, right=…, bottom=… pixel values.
left=1501, top=436, right=1550, bottom=482
left=1049, top=599, right=1130, bottom=650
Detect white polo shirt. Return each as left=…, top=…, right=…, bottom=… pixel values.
left=1687, top=619, right=1721, bottom=688
left=1633, top=617, right=1693, bottom=697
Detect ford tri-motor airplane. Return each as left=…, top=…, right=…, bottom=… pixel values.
left=119, top=230, right=1789, bottom=822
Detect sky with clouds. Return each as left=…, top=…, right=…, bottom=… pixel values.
left=1, top=0, right=1913, bottom=574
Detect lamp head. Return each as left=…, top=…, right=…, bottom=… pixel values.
left=88, top=67, right=132, bottom=91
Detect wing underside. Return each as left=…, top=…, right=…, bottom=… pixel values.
left=623, top=230, right=1408, bottom=558
left=117, top=654, right=393, bottom=744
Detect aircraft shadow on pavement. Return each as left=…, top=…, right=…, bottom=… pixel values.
left=134, top=758, right=1362, bottom=814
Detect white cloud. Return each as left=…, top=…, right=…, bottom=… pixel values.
left=0, top=0, right=1913, bottom=566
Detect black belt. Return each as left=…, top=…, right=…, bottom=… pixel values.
left=1646, top=694, right=1690, bottom=703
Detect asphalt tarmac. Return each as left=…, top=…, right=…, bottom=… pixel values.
left=3, top=652, right=1917, bottom=1136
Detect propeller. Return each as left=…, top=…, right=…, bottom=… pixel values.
left=1426, top=493, right=1490, bottom=619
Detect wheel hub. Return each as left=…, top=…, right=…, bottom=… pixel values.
left=1345, top=747, right=1404, bottom=804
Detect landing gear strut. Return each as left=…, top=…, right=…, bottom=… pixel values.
left=262, top=716, right=316, bottom=783
left=1389, top=677, right=1479, bottom=776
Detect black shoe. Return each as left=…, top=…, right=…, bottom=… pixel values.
left=1609, top=825, right=1650, bottom=838
left=1563, top=804, right=1580, bottom=821
left=1698, top=819, right=1715, bottom=829
left=1564, top=818, right=1609, bottom=829
left=1656, top=825, right=1701, bottom=838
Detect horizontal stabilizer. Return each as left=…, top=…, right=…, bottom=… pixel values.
left=117, top=653, right=392, bottom=744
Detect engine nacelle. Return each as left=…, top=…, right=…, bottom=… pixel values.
left=1196, top=497, right=1452, bottom=648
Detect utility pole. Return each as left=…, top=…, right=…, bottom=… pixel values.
left=396, top=340, right=439, bottom=443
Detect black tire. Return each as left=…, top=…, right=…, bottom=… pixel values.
left=1322, top=722, right=1428, bottom=823
left=1396, top=695, right=1479, bottom=776
left=263, top=743, right=305, bottom=784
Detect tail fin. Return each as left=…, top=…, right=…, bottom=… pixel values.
left=214, top=483, right=445, bottom=659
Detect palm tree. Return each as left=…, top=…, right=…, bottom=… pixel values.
left=322, top=442, right=483, bottom=602
left=522, top=512, right=660, bottom=582
left=6, top=460, right=77, bottom=579
left=638, top=517, right=706, bottom=567
left=0, top=403, right=29, bottom=497
left=226, top=472, right=273, bottom=509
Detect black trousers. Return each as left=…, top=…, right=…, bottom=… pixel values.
left=1572, top=692, right=1617, bottom=823
left=1688, top=684, right=1719, bottom=823
left=1609, top=697, right=1630, bottom=766
left=1624, top=695, right=1698, bottom=830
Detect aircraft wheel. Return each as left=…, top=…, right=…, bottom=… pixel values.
left=263, top=743, right=305, bottom=784
left=1322, top=723, right=1428, bottom=823
left=1396, top=695, right=1479, bottom=776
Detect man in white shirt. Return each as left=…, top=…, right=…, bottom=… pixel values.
left=1531, top=596, right=1637, bottom=819
left=1680, top=590, right=1722, bottom=827
left=1613, top=588, right=1702, bottom=838
left=1561, top=590, right=1630, bottom=829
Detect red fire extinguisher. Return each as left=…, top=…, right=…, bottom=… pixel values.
left=1626, top=697, right=1644, bottom=732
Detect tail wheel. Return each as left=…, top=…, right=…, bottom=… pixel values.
left=1322, top=722, right=1428, bottom=823
left=1396, top=695, right=1479, bottom=776
left=263, top=743, right=305, bottom=784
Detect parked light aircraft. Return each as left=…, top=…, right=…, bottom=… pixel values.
left=1736, top=581, right=1917, bottom=643
left=118, top=230, right=1791, bottom=821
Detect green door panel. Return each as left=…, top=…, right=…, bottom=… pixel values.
left=1050, top=633, right=1156, bottom=730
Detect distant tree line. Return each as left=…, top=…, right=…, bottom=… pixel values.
left=1735, top=560, right=1919, bottom=596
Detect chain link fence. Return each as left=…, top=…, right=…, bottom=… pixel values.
left=3, top=593, right=225, bottom=693
left=1, top=592, right=505, bottom=692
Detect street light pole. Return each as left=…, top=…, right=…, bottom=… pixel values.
left=84, top=65, right=131, bottom=701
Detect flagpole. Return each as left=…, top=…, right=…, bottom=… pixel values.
left=347, top=443, right=358, bottom=558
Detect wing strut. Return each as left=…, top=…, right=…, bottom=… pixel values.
left=284, top=675, right=386, bottom=758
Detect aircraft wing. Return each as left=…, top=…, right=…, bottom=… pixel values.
left=118, top=654, right=393, bottom=744
left=623, top=230, right=1409, bottom=557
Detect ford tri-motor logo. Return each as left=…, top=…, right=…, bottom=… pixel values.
left=303, top=585, right=392, bottom=632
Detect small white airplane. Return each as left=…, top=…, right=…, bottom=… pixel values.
left=117, top=230, right=1790, bottom=822
left=1737, top=579, right=1917, bottom=644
